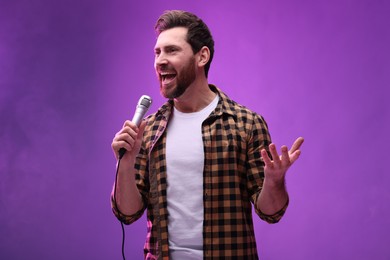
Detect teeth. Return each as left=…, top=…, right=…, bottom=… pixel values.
left=160, top=72, right=176, bottom=82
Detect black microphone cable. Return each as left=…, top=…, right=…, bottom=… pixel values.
left=113, top=151, right=126, bottom=260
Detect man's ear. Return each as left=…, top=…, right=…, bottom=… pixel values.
left=197, top=46, right=210, bottom=68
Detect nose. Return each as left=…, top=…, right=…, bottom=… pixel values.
left=154, top=52, right=168, bottom=68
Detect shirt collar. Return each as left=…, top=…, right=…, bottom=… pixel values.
left=155, top=84, right=237, bottom=120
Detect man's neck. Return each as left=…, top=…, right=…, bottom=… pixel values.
left=173, top=79, right=216, bottom=113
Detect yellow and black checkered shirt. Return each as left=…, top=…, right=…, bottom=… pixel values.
left=112, top=85, right=288, bottom=259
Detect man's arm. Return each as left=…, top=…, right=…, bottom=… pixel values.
left=256, top=137, right=304, bottom=215
left=111, top=120, right=146, bottom=216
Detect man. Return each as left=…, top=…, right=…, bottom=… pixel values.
left=111, top=10, right=304, bottom=259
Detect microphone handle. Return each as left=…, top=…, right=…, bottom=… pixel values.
left=131, top=110, right=144, bottom=127
left=118, top=108, right=146, bottom=159
left=119, top=148, right=127, bottom=159
left=118, top=95, right=152, bottom=159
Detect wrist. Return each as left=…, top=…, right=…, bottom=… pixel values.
left=117, top=157, right=136, bottom=173
left=263, top=178, right=286, bottom=190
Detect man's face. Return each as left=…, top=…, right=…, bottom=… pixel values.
left=154, top=27, right=197, bottom=99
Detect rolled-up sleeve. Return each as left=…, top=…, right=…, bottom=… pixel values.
left=254, top=195, right=289, bottom=223
left=111, top=191, right=147, bottom=225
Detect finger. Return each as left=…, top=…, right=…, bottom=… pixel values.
left=280, top=145, right=290, bottom=166
left=261, top=149, right=273, bottom=167
left=123, top=120, right=139, bottom=133
left=137, top=120, right=147, bottom=139
left=115, top=132, right=135, bottom=146
left=132, top=120, right=147, bottom=151
left=269, top=143, right=281, bottom=166
left=289, top=137, right=304, bottom=154
left=290, top=150, right=301, bottom=164
left=118, top=125, right=139, bottom=141
left=112, top=140, right=132, bottom=154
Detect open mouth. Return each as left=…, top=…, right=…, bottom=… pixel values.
left=160, top=72, right=177, bottom=85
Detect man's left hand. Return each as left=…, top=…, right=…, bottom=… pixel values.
left=261, top=137, right=304, bottom=185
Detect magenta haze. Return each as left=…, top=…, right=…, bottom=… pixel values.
left=1, top=1, right=389, bottom=259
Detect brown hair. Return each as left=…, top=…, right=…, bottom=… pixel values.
left=155, top=10, right=215, bottom=77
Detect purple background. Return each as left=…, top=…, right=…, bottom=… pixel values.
left=1, top=0, right=389, bottom=259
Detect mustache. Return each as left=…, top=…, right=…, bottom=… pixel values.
left=157, top=64, right=176, bottom=72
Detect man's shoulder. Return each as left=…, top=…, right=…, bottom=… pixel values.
left=214, top=85, right=264, bottom=121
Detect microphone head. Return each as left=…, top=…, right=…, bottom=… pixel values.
left=138, top=95, right=152, bottom=108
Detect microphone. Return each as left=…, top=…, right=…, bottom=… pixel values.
left=119, top=95, right=152, bottom=159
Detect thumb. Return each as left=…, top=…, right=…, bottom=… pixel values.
left=126, top=120, right=147, bottom=159
left=137, top=120, right=147, bottom=140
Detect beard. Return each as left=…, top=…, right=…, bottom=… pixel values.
left=160, top=56, right=196, bottom=99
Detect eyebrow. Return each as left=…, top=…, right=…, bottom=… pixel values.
left=154, top=44, right=181, bottom=52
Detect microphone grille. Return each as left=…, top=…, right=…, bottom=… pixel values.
left=139, top=95, right=152, bottom=108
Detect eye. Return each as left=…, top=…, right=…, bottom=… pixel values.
left=167, top=47, right=177, bottom=53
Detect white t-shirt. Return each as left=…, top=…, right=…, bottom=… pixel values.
left=166, top=95, right=219, bottom=259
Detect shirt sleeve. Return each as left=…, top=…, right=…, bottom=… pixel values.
left=111, top=192, right=147, bottom=225
left=246, top=113, right=289, bottom=224
left=254, top=194, right=289, bottom=223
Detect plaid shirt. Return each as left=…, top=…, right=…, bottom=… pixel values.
left=112, top=85, right=288, bottom=259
